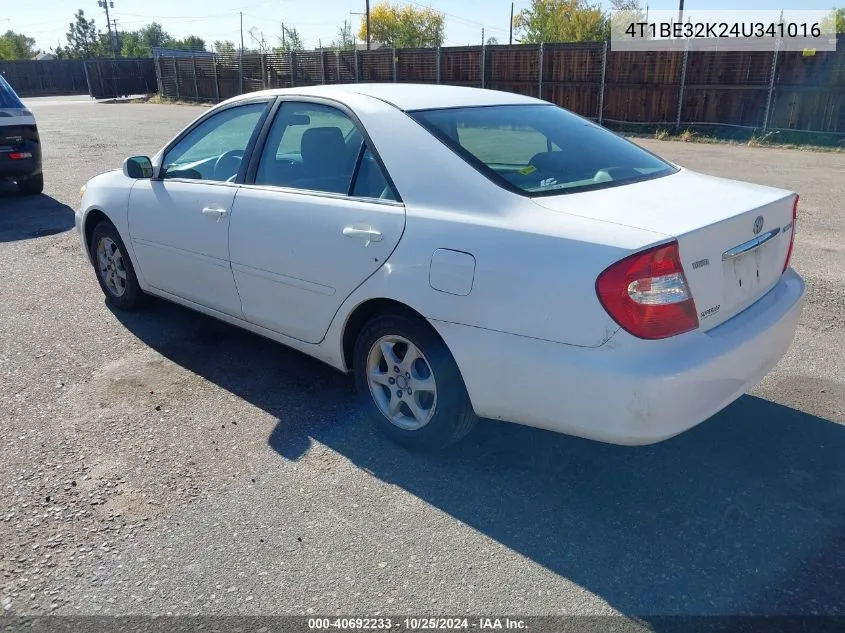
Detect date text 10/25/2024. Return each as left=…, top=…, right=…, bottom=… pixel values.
left=307, top=618, right=528, bottom=631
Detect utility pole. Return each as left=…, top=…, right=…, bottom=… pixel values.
left=239, top=11, right=244, bottom=95
left=98, top=0, right=116, bottom=57
left=366, top=0, right=371, bottom=50
left=240, top=11, right=245, bottom=54
left=350, top=6, right=371, bottom=49
left=678, top=0, right=684, bottom=25
left=281, top=22, right=286, bottom=50
left=509, top=2, right=514, bottom=45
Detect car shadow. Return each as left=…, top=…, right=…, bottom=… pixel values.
left=110, top=298, right=845, bottom=622
left=0, top=185, right=75, bottom=243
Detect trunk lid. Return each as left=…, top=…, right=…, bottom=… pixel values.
left=532, top=168, right=796, bottom=330
left=0, top=123, right=36, bottom=147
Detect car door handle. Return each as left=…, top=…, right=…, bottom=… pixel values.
left=201, top=207, right=229, bottom=219
left=343, top=227, right=383, bottom=244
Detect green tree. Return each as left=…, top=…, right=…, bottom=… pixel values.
left=608, top=0, right=647, bottom=41
left=170, top=35, right=206, bottom=51
left=332, top=19, right=356, bottom=50
left=213, top=40, right=237, bottom=56
left=513, top=0, right=608, bottom=44
left=820, top=8, right=845, bottom=33
left=0, top=30, right=39, bottom=60
left=609, top=0, right=642, bottom=9
left=120, top=31, right=146, bottom=57
left=357, top=2, right=445, bottom=48
left=62, top=9, right=103, bottom=59
left=137, top=22, right=171, bottom=50
left=277, top=25, right=305, bottom=52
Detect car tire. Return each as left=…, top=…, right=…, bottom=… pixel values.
left=90, top=221, right=146, bottom=312
left=353, top=312, right=478, bottom=451
left=17, top=173, right=43, bottom=195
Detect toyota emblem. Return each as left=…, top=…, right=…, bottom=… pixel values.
left=753, top=215, right=764, bottom=235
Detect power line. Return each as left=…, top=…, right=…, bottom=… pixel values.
left=242, top=13, right=337, bottom=27
left=113, top=10, right=241, bottom=20
left=407, top=0, right=510, bottom=33
left=110, top=0, right=279, bottom=20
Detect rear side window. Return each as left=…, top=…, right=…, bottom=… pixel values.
left=0, top=75, right=25, bottom=109
left=254, top=102, right=362, bottom=195
left=254, top=101, right=398, bottom=201
left=409, top=104, right=676, bottom=197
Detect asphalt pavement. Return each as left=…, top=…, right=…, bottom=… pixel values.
left=0, top=96, right=843, bottom=622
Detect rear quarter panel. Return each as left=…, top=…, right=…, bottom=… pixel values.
left=342, top=202, right=670, bottom=348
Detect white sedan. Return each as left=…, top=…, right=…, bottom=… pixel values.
left=76, top=83, right=806, bottom=450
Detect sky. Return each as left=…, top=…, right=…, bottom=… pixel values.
left=3, top=0, right=839, bottom=54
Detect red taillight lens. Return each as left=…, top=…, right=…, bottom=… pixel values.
left=8, top=152, right=32, bottom=160
left=783, top=194, right=798, bottom=273
left=596, top=240, right=699, bottom=340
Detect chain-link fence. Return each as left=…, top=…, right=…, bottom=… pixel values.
left=152, top=37, right=845, bottom=135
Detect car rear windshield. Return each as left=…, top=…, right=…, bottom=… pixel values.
left=0, top=75, right=25, bottom=109
left=409, top=104, right=677, bottom=197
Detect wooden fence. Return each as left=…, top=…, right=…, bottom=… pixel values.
left=153, top=37, right=845, bottom=135
left=0, top=60, right=88, bottom=97
left=84, top=58, right=157, bottom=99
left=0, top=58, right=156, bottom=99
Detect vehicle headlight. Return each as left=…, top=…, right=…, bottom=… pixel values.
left=79, top=185, right=86, bottom=200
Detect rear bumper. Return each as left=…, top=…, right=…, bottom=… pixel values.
left=0, top=145, right=41, bottom=179
left=431, top=268, right=806, bottom=445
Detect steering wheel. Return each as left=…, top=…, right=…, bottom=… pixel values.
left=214, top=149, right=244, bottom=181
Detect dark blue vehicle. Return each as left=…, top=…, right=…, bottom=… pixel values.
left=0, top=74, right=43, bottom=195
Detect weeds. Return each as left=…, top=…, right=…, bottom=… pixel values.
left=747, top=130, right=779, bottom=147
left=678, top=128, right=698, bottom=143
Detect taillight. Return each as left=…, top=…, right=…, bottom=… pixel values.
left=783, top=194, right=798, bottom=273
left=596, top=240, right=699, bottom=340
left=8, top=152, right=32, bottom=160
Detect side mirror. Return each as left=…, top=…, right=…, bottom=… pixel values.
left=123, top=156, right=153, bottom=179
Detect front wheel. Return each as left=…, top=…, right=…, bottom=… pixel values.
left=353, top=312, right=478, bottom=451
left=90, top=221, right=146, bottom=311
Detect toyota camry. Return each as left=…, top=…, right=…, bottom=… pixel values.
left=75, top=83, right=806, bottom=450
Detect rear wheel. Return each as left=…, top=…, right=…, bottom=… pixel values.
left=17, top=173, right=43, bottom=195
left=90, top=221, right=146, bottom=311
left=353, top=312, right=478, bottom=450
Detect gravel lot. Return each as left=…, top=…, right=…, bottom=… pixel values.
left=1, top=96, right=844, bottom=620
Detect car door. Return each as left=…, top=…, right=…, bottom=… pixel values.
left=228, top=99, right=406, bottom=344
left=127, top=99, right=270, bottom=317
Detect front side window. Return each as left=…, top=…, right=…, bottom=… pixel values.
left=254, top=101, right=395, bottom=200
left=410, top=104, right=676, bottom=197
left=161, top=101, right=267, bottom=183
